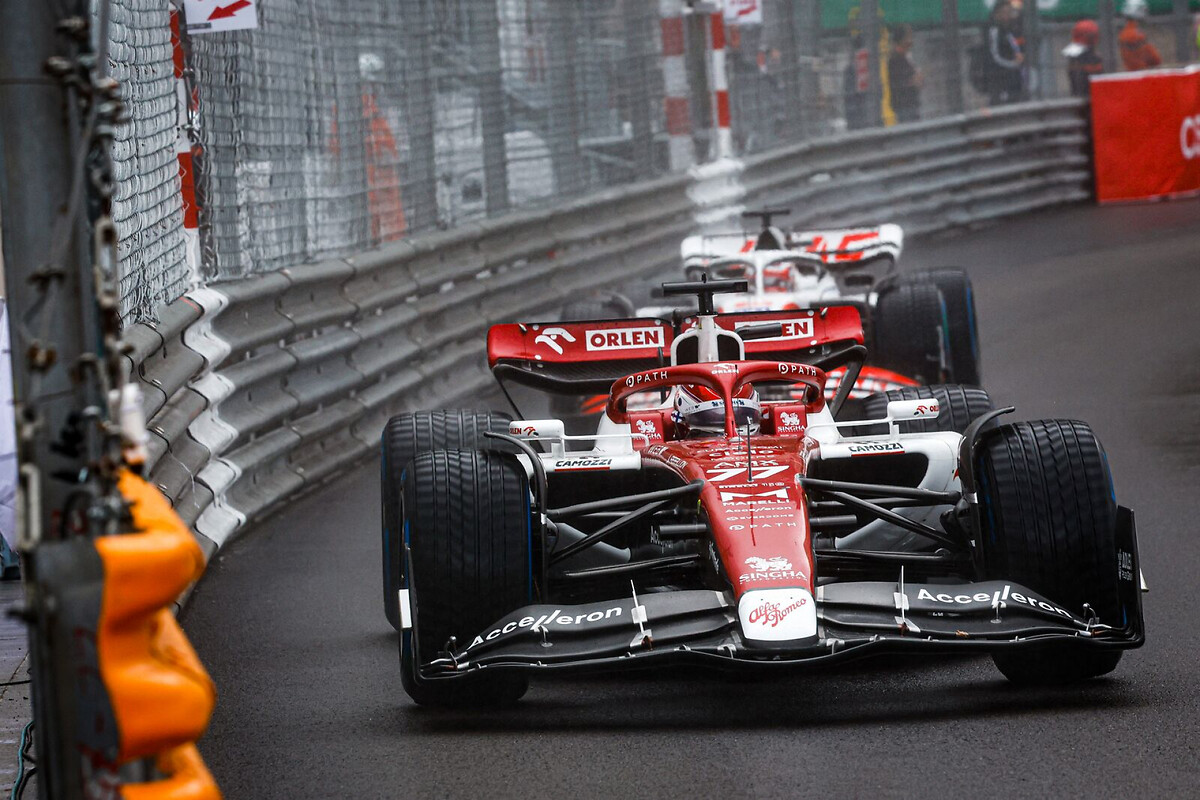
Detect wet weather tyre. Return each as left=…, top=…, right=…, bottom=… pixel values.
left=381, top=410, right=512, bottom=631
left=400, top=449, right=532, bottom=707
left=911, top=269, right=981, bottom=385
left=975, top=420, right=1124, bottom=685
left=861, top=384, right=994, bottom=434
left=871, top=278, right=948, bottom=385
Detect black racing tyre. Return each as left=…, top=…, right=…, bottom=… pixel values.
left=381, top=410, right=512, bottom=631
left=871, top=278, right=949, bottom=385
left=975, top=420, right=1124, bottom=685
left=400, top=449, right=532, bottom=707
left=911, top=269, right=981, bottom=385
left=860, top=384, right=994, bottom=435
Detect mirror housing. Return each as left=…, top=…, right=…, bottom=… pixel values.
left=886, top=398, right=941, bottom=422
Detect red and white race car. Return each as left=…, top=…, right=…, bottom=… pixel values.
left=575, top=209, right=981, bottom=393
left=381, top=280, right=1144, bottom=707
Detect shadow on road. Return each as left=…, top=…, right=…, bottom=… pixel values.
left=392, top=655, right=1149, bottom=735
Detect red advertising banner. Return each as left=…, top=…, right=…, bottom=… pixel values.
left=1091, top=65, right=1200, bottom=203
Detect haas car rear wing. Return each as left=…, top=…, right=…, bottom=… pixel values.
left=680, top=225, right=903, bottom=269
left=787, top=224, right=904, bottom=266
left=487, top=307, right=864, bottom=395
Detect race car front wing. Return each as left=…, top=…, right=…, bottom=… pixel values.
left=409, top=508, right=1145, bottom=682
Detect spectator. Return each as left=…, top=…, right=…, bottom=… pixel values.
left=888, top=24, right=922, bottom=123
left=1064, top=20, right=1104, bottom=98
left=1119, top=0, right=1162, bottom=72
left=985, top=0, right=1025, bottom=105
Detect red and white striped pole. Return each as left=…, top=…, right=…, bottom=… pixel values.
left=708, top=5, right=733, bottom=159
left=169, top=8, right=202, bottom=285
left=659, top=0, right=694, bottom=171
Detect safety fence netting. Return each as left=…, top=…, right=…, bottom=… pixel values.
left=101, top=0, right=1199, bottom=322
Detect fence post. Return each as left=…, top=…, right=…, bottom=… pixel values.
left=1022, top=0, right=1042, bottom=99
left=660, top=0, right=695, bottom=170
left=1099, top=0, right=1120, bottom=74
left=0, top=1, right=114, bottom=796
left=941, top=0, right=965, bottom=114
left=1173, top=0, right=1195, bottom=64
left=861, top=0, right=883, bottom=127
left=792, top=1, right=821, bottom=138
left=623, top=0, right=657, bottom=175
left=546, top=0, right=584, bottom=196
left=401, top=0, right=439, bottom=232
left=467, top=0, right=510, bottom=215
left=708, top=7, right=733, bottom=158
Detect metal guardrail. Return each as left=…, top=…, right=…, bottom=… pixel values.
left=128, top=100, right=1091, bottom=558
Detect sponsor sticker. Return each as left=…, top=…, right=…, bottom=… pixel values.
left=735, top=318, right=814, bottom=342
left=913, top=585, right=1075, bottom=620
left=738, top=588, right=817, bottom=641
left=626, top=369, right=670, bottom=388
left=467, top=605, right=624, bottom=650
left=848, top=441, right=904, bottom=456
left=778, top=362, right=820, bottom=377
left=553, top=457, right=613, bottom=471
left=586, top=326, right=665, bottom=351
left=719, top=487, right=790, bottom=505
left=534, top=327, right=576, bottom=355
left=738, top=555, right=808, bottom=585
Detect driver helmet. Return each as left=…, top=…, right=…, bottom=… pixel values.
left=674, top=383, right=762, bottom=436
left=762, top=264, right=792, bottom=293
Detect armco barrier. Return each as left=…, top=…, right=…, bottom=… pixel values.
left=127, top=101, right=1091, bottom=557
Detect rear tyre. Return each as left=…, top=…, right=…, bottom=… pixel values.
left=381, top=410, right=512, bottom=630
left=975, top=420, right=1124, bottom=685
left=911, top=269, right=981, bottom=385
left=400, top=449, right=532, bottom=707
left=871, top=278, right=949, bottom=385
left=861, top=384, right=994, bottom=435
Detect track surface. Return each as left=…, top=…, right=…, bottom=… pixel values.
left=184, top=202, right=1200, bottom=799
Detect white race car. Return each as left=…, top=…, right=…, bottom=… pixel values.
left=557, top=211, right=982, bottom=427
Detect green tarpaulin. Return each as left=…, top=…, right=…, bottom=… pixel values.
left=820, top=0, right=1200, bottom=30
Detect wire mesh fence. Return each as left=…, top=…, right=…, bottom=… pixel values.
left=99, top=0, right=1200, bottom=320
left=106, top=0, right=192, bottom=323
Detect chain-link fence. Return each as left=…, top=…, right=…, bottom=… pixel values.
left=102, top=0, right=1200, bottom=320
left=106, top=1, right=192, bottom=323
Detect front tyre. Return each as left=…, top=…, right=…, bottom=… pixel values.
left=975, top=420, right=1124, bottom=685
left=400, top=449, right=532, bottom=707
left=381, top=410, right=512, bottom=630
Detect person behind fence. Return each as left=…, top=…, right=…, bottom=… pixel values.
left=843, top=28, right=870, bottom=130
left=1119, top=0, right=1162, bottom=72
left=983, top=0, right=1025, bottom=105
left=887, top=24, right=922, bottom=123
left=1064, top=20, right=1105, bottom=98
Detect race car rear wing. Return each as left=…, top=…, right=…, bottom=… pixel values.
left=787, top=224, right=904, bottom=266
left=680, top=225, right=904, bottom=268
left=487, top=306, right=865, bottom=396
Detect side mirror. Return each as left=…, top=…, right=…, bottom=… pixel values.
left=886, top=398, right=941, bottom=421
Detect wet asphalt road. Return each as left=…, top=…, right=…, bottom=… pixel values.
left=183, top=201, right=1200, bottom=799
